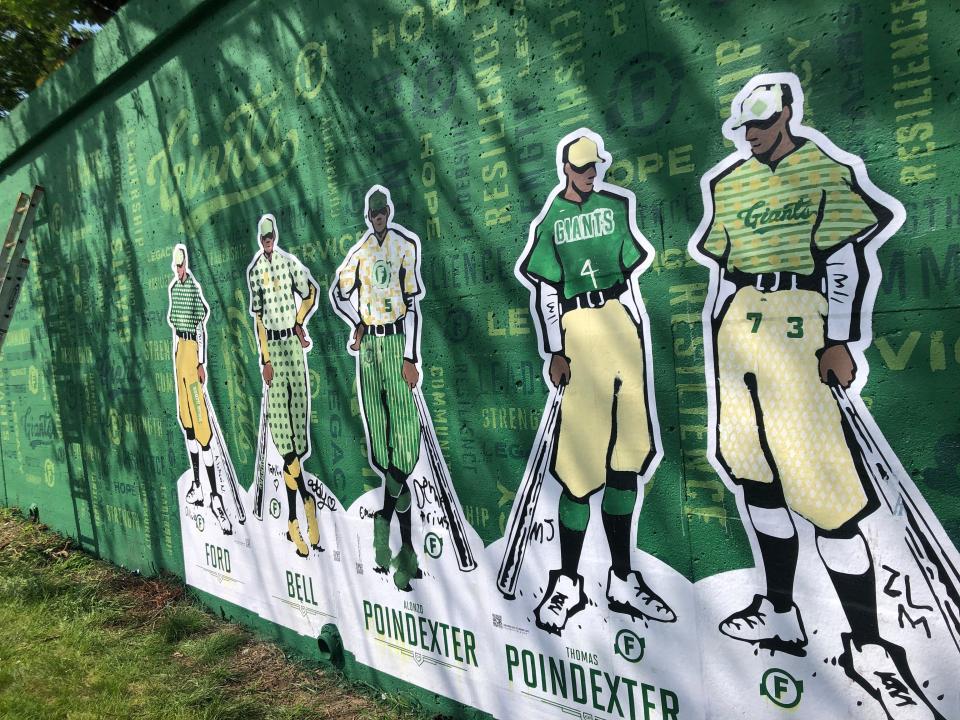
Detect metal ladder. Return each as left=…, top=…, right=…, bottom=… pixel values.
left=0, top=186, right=44, bottom=351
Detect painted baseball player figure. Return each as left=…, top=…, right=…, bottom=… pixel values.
left=168, top=244, right=231, bottom=535
left=331, top=187, right=424, bottom=592
left=517, top=130, right=673, bottom=635
left=247, top=214, right=321, bottom=559
left=691, top=74, right=943, bottom=719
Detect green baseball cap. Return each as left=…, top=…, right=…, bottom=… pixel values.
left=368, top=190, right=389, bottom=213
left=258, top=217, right=275, bottom=236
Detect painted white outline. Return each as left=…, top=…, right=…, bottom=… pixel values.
left=328, top=185, right=475, bottom=569
left=245, top=212, right=321, bottom=472
left=167, top=243, right=243, bottom=527
left=688, top=70, right=905, bottom=493
left=515, top=127, right=664, bottom=485
left=688, top=73, right=960, bottom=646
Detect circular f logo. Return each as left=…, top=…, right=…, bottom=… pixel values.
left=373, top=260, right=391, bottom=288
left=760, top=668, right=803, bottom=709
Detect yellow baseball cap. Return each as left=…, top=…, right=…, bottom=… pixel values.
left=258, top=217, right=275, bottom=236
left=173, top=246, right=186, bottom=266
left=566, top=137, right=602, bottom=167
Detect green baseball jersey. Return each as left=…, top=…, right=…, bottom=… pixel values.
left=521, top=190, right=644, bottom=299
left=701, top=140, right=877, bottom=274
left=247, top=250, right=313, bottom=331
left=337, top=230, right=420, bottom=326
left=167, top=274, right=207, bottom=334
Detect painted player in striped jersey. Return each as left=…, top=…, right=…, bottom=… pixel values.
left=331, top=186, right=426, bottom=592
left=690, top=73, right=945, bottom=720
left=167, top=244, right=231, bottom=534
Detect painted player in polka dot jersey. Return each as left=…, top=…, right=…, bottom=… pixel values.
left=247, top=214, right=321, bottom=559
left=692, top=73, right=944, bottom=720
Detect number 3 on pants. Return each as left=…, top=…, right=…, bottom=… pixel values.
left=746, top=312, right=804, bottom=339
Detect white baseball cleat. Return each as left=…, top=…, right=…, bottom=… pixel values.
left=719, top=594, right=807, bottom=656
left=185, top=479, right=204, bottom=506
left=840, top=634, right=944, bottom=720
left=534, top=569, right=587, bottom=636
left=606, top=568, right=677, bottom=623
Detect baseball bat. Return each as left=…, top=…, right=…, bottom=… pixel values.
left=252, top=387, right=269, bottom=520
left=413, top=389, right=477, bottom=572
left=833, top=385, right=960, bottom=654
left=497, top=385, right=564, bottom=599
left=207, top=399, right=246, bottom=524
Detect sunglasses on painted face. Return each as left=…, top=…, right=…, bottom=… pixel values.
left=569, top=161, right=596, bottom=174
left=260, top=232, right=275, bottom=241
left=742, top=112, right=782, bottom=131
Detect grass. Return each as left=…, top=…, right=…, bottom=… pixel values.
left=0, top=508, right=432, bottom=720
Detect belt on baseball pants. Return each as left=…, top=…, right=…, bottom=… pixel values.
left=266, top=327, right=297, bottom=341
left=176, top=330, right=197, bottom=341
left=728, top=270, right=823, bottom=293
left=365, top=319, right=404, bottom=337
left=560, top=283, right=626, bottom=313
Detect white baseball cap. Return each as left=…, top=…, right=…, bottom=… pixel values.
left=732, top=84, right=784, bottom=129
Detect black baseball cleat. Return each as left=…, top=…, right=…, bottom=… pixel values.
left=718, top=594, right=808, bottom=656
left=606, top=568, right=676, bottom=623
left=210, top=495, right=233, bottom=535
left=839, top=633, right=945, bottom=720
left=534, top=569, right=587, bottom=636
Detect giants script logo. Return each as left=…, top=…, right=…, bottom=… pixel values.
left=736, top=197, right=813, bottom=234
left=146, top=84, right=299, bottom=233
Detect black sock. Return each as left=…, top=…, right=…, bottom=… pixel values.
left=398, top=506, right=412, bottom=548
left=286, top=487, right=297, bottom=523
left=820, top=531, right=881, bottom=642
left=204, top=457, right=218, bottom=498
left=756, top=531, right=799, bottom=613
left=603, top=511, right=633, bottom=577
left=381, top=488, right=397, bottom=523
left=189, top=452, right=200, bottom=485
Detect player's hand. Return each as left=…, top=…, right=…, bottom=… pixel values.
left=294, top=323, right=311, bottom=350
left=549, top=354, right=571, bottom=387
left=197, top=364, right=206, bottom=384
left=262, top=361, right=274, bottom=387
left=402, top=359, right=420, bottom=389
left=350, top=324, right=366, bottom=352
left=819, top=343, right=856, bottom=388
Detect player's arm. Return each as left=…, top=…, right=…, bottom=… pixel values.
left=817, top=163, right=884, bottom=388
left=332, top=250, right=363, bottom=349
left=399, top=239, right=423, bottom=389
left=195, top=279, right=209, bottom=378
left=616, top=193, right=651, bottom=326
left=290, top=259, right=317, bottom=349
left=520, top=219, right=568, bottom=387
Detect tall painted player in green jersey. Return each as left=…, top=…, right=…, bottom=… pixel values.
left=331, top=186, right=425, bottom=592
left=515, top=130, right=672, bottom=635
left=691, top=73, right=951, bottom=720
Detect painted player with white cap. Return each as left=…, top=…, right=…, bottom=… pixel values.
left=247, top=214, right=321, bottom=559
left=167, top=243, right=232, bottom=534
left=690, top=72, right=944, bottom=719
left=516, top=129, right=673, bottom=635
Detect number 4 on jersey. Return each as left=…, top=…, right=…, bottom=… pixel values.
left=580, top=259, right=598, bottom=289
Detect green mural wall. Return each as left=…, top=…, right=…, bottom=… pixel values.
left=0, top=0, right=958, bottom=718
